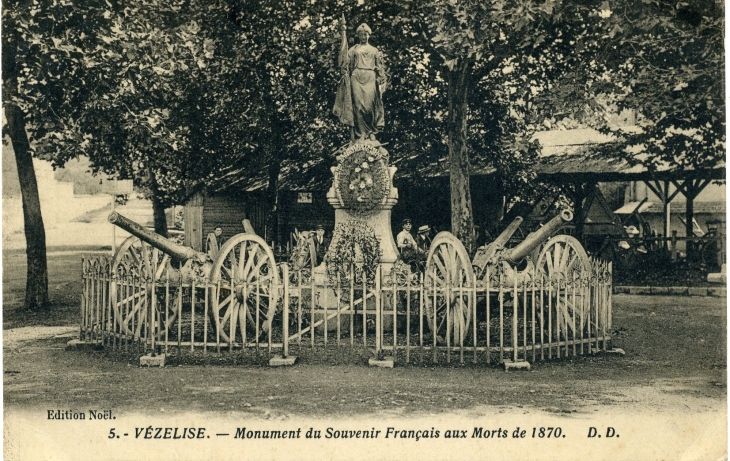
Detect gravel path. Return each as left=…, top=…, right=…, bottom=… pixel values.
left=3, top=326, right=78, bottom=349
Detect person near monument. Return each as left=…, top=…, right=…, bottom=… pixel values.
left=397, top=218, right=418, bottom=259
left=416, top=225, right=432, bottom=254
left=313, top=224, right=330, bottom=266
left=333, top=18, right=386, bottom=141
left=206, top=225, right=225, bottom=261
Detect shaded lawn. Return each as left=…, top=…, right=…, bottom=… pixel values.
left=3, top=251, right=90, bottom=330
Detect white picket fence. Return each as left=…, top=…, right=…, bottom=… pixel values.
left=79, top=256, right=612, bottom=365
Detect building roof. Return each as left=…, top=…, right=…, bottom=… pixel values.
left=531, top=128, right=725, bottom=182
left=615, top=200, right=726, bottom=215
left=614, top=201, right=655, bottom=215
left=187, top=128, right=724, bottom=201
left=184, top=156, right=333, bottom=202
left=532, top=128, right=616, bottom=155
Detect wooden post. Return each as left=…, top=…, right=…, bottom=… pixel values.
left=190, top=279, right=196, bottom=352
left=149, top=279, right=156, bottom=356
left=375, top=266, right=383, bottom=360
left=512, top=275, right=518, bottom=363
left=111, top=195, right=117, bottom=256
left=664, top=181, right=671, bottom=250
left=717, top=221, right=726, bottom=270
left=671, top=230, right=678, bottom=261
left=685, top=181, right=695, bottom=258
left=283, top=265, right=289, bottom=359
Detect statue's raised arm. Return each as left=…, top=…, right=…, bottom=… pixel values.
left=333, top=17, right=385, bottom=142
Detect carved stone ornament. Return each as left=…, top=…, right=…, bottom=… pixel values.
left=334, top=143, right=390, bottom=217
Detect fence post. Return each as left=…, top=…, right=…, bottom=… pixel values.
left=80, top=258, right=86, bottom=341
left=282, top=264, right=289, bottom=359
left=375, top=266, right=383, bottom=361
left=512, top=275, right=518, bottom=363
left=718, top=222, right=726, bottom=270
left=149, top=278, right=156, bottom=357
left=671, top=230, right=678, bottom=261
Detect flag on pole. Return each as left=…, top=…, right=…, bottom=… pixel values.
left=333, top=14, right=353, bottom=127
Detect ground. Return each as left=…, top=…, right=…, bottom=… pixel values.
left=4, top=286, right=725, bottom=416
left=2, top=203, right=727, bottom=460
left=3, top=247, right=728, bottom=460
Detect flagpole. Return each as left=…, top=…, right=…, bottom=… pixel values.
left=338, top=14, right=355, bottom=142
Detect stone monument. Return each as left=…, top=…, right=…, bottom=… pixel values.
left=329, top=17, right=399, bottom=269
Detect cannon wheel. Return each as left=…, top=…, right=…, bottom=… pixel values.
left=536, top=235, right=591, bottom=281
left=209, top=233, right=281, bottom=343
left=112, top=235, right=170, bottom=280
left=110, top=236, right=178, bottom=338
left=424, top=232, right=475, bottom=345
left=535, top=235, right=591, bottom=336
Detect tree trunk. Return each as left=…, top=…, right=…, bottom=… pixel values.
left=685, top=183, right=695, bottom=260
left=446, top=60, right=475, bottom=253
left=152, top=198, right=169, bottom=238
left=147, top=165, right=168, bottom=237
left=6, top=104, right=49, bottom=310
left=572, top=183, right=591, bottom=245
left=266, top=152, right=282, bottom=246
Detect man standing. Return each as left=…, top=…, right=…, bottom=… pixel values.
left=397, top=219, right=417, bottom=261
left=416, top=225, right=432, bottom=254
left=313, top=224, right=330, bottom=266
left=206, top=225, right=225, bottom=261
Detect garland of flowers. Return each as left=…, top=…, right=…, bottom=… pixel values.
left=324, top=220, right=381, bottom=285
left=335, top=143, right=390, bottom=217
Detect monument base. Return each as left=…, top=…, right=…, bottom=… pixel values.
left=334, top=208, right=399, bottom=271
left=327, top=156, right=399, bottom=274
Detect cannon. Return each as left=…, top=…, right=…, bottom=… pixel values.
left=472, top=209, right=582, bottom=284
left=109, top=211, right=212, bottom=282
left=109, top=213, right=280, bottom=342
left=423, top=209, right=590, bottom=345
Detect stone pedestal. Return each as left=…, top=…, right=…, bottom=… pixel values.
left=140, top=353, right=166, bottom=367
left=327, top=165, right=399, bottom=272
left=368, top=357, right=394, bottom=368
left=269, top=356, right=298, bottom=367
left=707, top=263, right=726, bottom=285
left=311, top=143, right=400, bottom=325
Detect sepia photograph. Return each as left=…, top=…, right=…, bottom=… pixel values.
left=2, top=0, right=726, bottom=459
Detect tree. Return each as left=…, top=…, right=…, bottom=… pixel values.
left=512, top=0, right=724, bottom=251
left=221, top=1, right=366, bottom=241
left=74, top=1, right=244, bottom=236
left=588, top=0, right=724, bottom=250
left=410, top=0, right=571, bottom=251
left=1, top=0, right=84, bottom=310
left=2, top=0, right=246, bottom=310
left=3, top=103, right=49, bottom=310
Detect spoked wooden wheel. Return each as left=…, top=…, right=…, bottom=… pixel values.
left=209, top=234, right=281, bottom=343
left=110, top=236, right=177, bottom=338
left=112, top=235, right=170, bottom=281
left=424, top=232, right=475, bottom=345
left=535, top=235, right=591, bottom=337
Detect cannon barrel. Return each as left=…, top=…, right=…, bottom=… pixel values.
left=108, top=212, right=207, bottom=263
left=502, top=209, right=573, bottom=263
left=472, top=216, right=525, bottom=273
left=491, top=216, right=524, bottom=249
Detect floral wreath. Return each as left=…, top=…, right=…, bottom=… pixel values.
left=335, top=143, right=390, bottom=217
left=324, top=220, right=381, bottom=285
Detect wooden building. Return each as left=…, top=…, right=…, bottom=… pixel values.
left=183, top=188, right=271, bottom=251
left=182, top=163, right=335, bottom=251
left=531, top=128, right=725, bottom=247
left=183, top=128, right=724, bottom=256
left=182, top=169, right=504, bottom=252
